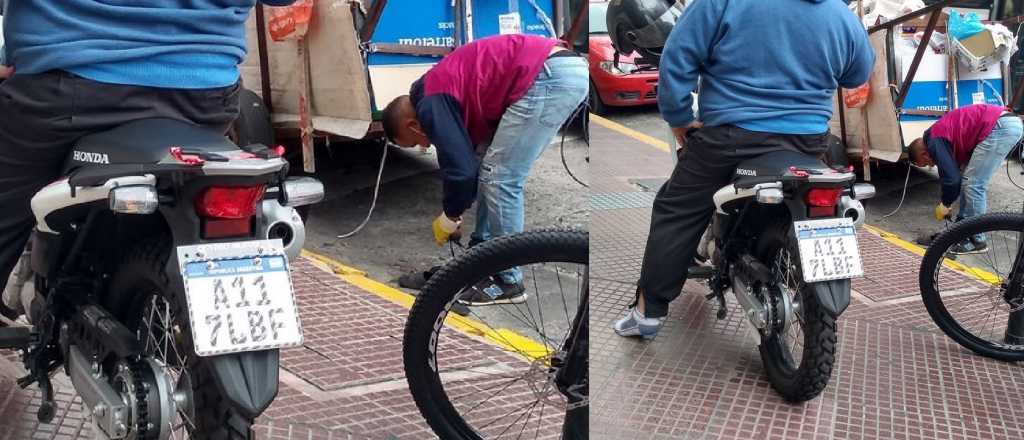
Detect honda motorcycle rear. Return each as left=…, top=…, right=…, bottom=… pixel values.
left=1, top=118, right=323, bottom=439
left=696, top=150, right=874, bottom=402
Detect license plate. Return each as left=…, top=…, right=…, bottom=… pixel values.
left=794, top=218, right=864, bottom=283
left=177, top=240, right=303, bottom=357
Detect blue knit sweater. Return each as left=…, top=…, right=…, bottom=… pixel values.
left=4, top=0, right=293, bottom=89
left=658, top=0, right=875, bottom=134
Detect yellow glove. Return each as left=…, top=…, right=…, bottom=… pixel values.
left=934, top=203, right=952, bottom=221
left=432, top=213, right=461, bottom=246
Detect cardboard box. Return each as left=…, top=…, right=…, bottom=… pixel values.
left=959, top=29, right=996, bottom=58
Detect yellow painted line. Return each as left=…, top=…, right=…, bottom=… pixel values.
left=862, top=225, right=1000, bottom=285
left=590, top=113, right=672, bottom=153
left=299, top=249, right=552, bottom=361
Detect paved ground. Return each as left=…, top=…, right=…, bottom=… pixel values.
left=0, top=256, right=565, bottom=439
left=589, top=119, right=1024, bottom=440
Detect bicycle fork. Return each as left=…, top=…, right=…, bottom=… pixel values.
left=1005, top=237, right=1024, bottom=345
left=556, top=269, right=588, bottom=440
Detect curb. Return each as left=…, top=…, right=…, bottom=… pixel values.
left=862, top=224, right=999, bottom=285
left=590, top=113, right=671, bottom=152
left=299, top=249, right=550, bottom=361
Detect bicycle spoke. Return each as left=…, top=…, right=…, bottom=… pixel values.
left=554, top=266, right=573, bottom=338
left=532, top=394, right=549, bottom=440
left=450, top=370, right=532, bottom=404
left=457, top=307, right=557, bottom=359
left=530, top=266, right=552, bottom=351
left=485, top=399, right=541, bottom=438
left=514, top=394, right=541, bottom=440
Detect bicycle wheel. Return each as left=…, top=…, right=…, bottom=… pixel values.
left=919, top=213, right=1024, bottom=361
left=404, top=229, right=588, bottom=440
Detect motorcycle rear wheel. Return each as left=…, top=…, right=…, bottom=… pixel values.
left=108, top=238, right=255, bottom=439
left=756, top=224, right=838, bottom=403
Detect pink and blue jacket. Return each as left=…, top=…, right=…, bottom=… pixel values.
left=410, top=34, right=558, bottom=217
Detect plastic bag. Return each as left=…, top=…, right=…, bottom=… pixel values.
left=949, top=9, right=984, bottom=41
left=843, top=81, right=871, bottom=109
left=267, top=0, right=314, bottom=42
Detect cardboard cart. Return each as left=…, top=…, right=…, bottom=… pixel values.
left=239, top=0, right=586, bottom=174
left=834, top=0, right=1022, bottom=180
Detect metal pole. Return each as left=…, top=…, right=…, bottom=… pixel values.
left=255, top=5, right=273, bottom=112
left=465, top=0, right=475, bottom=42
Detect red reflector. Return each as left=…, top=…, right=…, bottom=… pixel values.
left=203, top=218, right=252, bottom=239
left=805, top=188, right=843, bottom=207
left=195, top=186, right=266, bottom=219
left=808, top=205, right=836, bottom=218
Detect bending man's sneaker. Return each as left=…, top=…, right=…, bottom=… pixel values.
left=458, top=276, right=527, bottom=306
left=951, top=238, right=988, bottom=255
left=613, top=307, right=665, bottom=340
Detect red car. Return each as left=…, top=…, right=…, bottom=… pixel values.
left=588, top=0, right=659, bottom=115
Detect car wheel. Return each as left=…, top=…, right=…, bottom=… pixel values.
left=589, top=82, right=607, bottom=116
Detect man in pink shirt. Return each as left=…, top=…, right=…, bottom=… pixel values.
left=909, top=104, right=1023, bottom=253
left=382, top=34, right=587, bottom=304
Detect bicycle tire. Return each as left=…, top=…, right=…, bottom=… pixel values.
left=403, top=229, right=588, bottom=440
left=919, top=212, right=1024, bottom=361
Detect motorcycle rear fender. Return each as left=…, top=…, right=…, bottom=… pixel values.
left=161, top=236, right=281, bottom=419
left=161, top=194, right=282, bottom=419
left=808, top=278, right=851, bottom=317
left=205, top=349, right=281, bottom=419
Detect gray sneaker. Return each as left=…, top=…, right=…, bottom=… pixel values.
left=613, top=307, right=665, bottom=340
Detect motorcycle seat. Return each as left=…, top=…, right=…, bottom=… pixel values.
left=732, top=150, right=831, bottom=186
left=63, top=118, right=237, bottom=174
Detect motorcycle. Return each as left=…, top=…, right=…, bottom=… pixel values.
left=693, top=150, right=874, bottom=402
left=0, top=117, right=323, bottom=439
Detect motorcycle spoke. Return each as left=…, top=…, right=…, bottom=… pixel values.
left=141, top=293, right=198, bottom=438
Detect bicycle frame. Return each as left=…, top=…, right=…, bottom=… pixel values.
left=1005, top=236, right=1024, bottom=342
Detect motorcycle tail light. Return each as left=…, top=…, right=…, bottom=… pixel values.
left=806, top=187, right=842, bottom=218
left=195, top=186, right=266, bottom=219
left=196, top=185, right=265, bottom=238
left=203, top=218, right=253, bottom=239
left=805, top=187, right=842, bottom=207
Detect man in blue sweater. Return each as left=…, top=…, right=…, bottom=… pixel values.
left=0, top=0, right=294, bottom=319
left=615, top=0, right=875, bottom=339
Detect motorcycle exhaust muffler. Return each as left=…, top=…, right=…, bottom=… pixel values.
left=259, top=199, right=305, bottom=262
left=839, top=195, right=866, bottom=227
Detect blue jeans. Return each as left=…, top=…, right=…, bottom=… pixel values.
left=959, top=115, right=1024, bottom=242
left=470, top=55, right=588, bottom=289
